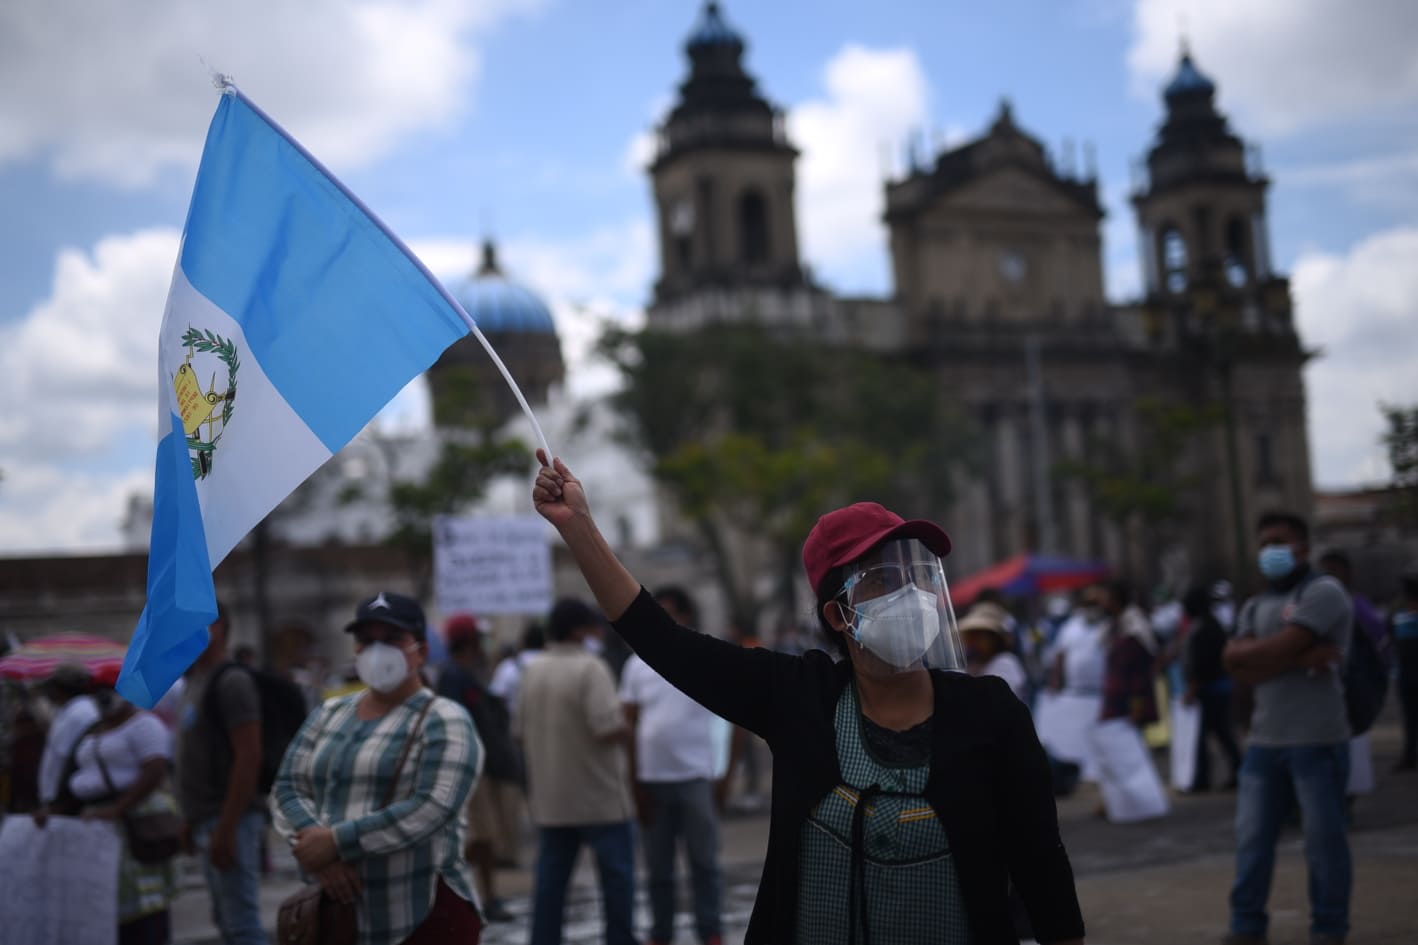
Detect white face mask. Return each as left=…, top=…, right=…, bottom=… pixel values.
left=356, top=642, right=412, bottom=693
left=849, top=585, right=942, bottom=671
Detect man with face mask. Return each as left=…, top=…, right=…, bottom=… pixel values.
left=533, top=452, right=1085, bottom=945
left=1222, top=511, right=1353, bottom=945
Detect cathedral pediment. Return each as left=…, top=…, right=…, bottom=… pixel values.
left=933, top=165, right=1103, bottom=220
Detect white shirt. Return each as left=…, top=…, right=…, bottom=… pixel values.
left=68, top=710, right=172, bottom=801
left=38, top=695, right=100, bottom=804
left=619, top=654, right=723, bottom=782
left=1053, top=616, right=1107, bottom=695
left=489, top=650, right=542, bottom=722
left=983, top=652, right=1030, bottom=703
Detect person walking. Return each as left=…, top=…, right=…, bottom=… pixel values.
left=1089, top=580, right=1167, bottom=823
left=532, top=451, right=1084, bottom=945
left=621, top=586, right=727, bottom=945
left=174, top=603, right=268, bottom=945
left=1391, top=572, right=1418, bottom=772
left=1180, top=585, right=1240, bottom=792
left=436, top=614, right=518, bottom=922
left=517, top=597, right=638, bottom=945
left=271, top=591, right=484, bottom=945
left=1222, top=511, right=1353, bottom=945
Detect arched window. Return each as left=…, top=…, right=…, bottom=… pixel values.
left=1161, top=226, right=1188, bottom=294
left=739, top=190, right=770, bottom=265
left=1224, top=216, right=1249, bottom=287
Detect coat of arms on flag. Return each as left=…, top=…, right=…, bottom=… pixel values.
left=174, top=327, right=238, bottom=479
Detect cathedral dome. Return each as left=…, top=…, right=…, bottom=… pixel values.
left=452, top=241, right=557, bottom=335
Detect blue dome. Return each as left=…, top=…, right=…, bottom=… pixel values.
left=687, top=2, right=742, bottom=50
left=453, top=242, right=557, bottom=335
left=1165, top=53, right=1216, bottom=98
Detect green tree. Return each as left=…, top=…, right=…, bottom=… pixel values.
left=1380, top=402, right=1418, bottom=526
left=1054, top=397, right=1222, bottom=577
left=599, top=322, right=977, bottom=630
left=382, top=432, right=529, bottom=598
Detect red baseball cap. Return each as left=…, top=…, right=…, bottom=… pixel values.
left=802, top=502, right=952, bottom=594
left=443, top=613, right=482, bottom=646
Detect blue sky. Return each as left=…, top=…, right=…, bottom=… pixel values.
left=2, top=0, right=1416, bottom=554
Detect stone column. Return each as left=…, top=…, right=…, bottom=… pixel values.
left=1062, top=406, right=1092, bottom=559
left=996, top=406, right=1024, bottom=555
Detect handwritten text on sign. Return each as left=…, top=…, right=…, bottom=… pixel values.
left=0, top=816, right=121, bottom=945
left=434, top=515, right=553, bottom=616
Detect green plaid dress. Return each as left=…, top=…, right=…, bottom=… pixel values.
left=796, top=684, right=972, bottom=945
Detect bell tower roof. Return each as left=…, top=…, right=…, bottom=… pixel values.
left=1164, top=50, right=1217, bottom=100
left=686, top=1, right=743, bottom=53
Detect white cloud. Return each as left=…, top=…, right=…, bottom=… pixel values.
left=1293, top=226, right=1418, bottom=487
left=0, top=0, right=545, bottom=187
left=1127, top=0, right=1418, bottom=136
left=0, top=229, right=178, bottom=552
left=787, top=45, right=930, bottom=288
left=0, top=464, right=153, bottom=555
left=1280, top=147, right=1418, bottom=214
left=0, top=229, right=179, bottom=462
left=0, top=213, right=651, bottom=554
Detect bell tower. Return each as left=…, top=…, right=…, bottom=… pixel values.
left=1131, top=48, right=1289, bottom=329
left=648, top=2, right=805, bottom=308
left=1131, top=47, right=1313, bottom=579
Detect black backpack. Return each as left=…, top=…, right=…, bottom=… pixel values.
left=1344, top=617, right=1388, bottom=736
left=204, top=663, right=312, bottom=794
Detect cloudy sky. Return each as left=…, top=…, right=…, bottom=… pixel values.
left=2, top=0, right=1416, bottom=555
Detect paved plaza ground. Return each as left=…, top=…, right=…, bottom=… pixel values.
left=172, top=711, right=1418, bottom=945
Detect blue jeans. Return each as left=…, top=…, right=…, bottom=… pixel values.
left=1229, top=743, right=1351, bottom=939
left=195, top=811, right=269, bottom=945
left=643, top=779, right=722, bottom=943
left=530, top=821, right=638, bottom=945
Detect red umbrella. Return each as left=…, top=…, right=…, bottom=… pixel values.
left=0, top=632, right=127, bottom=682
left=951, top=553, right=1111, bottom=607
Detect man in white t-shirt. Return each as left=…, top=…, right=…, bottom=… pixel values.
left=620, top=587, right=725, bottom=945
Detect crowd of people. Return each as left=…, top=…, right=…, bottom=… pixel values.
left=2, top=462, right=1417, bottom=945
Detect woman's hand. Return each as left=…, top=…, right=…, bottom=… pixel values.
left=292, top=825, right=340, bottom=872
left=315, top=861, right=364, bottom=905
left=532, top=449, right=590, bottom=528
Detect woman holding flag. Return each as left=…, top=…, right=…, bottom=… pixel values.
left=531, top=451, right=1084, bottom=945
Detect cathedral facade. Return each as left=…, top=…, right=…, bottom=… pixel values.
left=645, top=3, right=1313, bottom=585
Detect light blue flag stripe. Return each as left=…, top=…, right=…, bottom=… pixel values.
left=180, top=92, right=470, bottom=452
left=120, top=412, right=218, bottom=708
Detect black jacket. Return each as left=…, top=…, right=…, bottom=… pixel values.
left=613, top=589, right=1085, bottom=944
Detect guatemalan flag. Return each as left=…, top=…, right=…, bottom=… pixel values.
left=118, top=86, right=475, bottom=707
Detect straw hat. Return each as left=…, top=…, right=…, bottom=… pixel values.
left=957, top=602, right=1011, bottom=637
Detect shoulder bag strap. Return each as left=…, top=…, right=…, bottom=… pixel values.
left=380, top=693, right=436, bottom=809
left=91, top=729, right=119, bottom=798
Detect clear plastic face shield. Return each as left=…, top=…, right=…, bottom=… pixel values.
left=837, top=538, right=966, bottom=675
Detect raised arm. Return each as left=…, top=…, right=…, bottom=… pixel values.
left=533, top=450, right=640, bottom=620
left=533, top=451, right=803, bottom=738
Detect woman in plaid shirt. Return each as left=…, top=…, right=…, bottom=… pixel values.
left=272, top=591, right=484, bottom=945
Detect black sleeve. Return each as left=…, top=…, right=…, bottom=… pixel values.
left=611, top=587, right=806, bottom=740
left=991, top=679, right=1086, bottom=943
